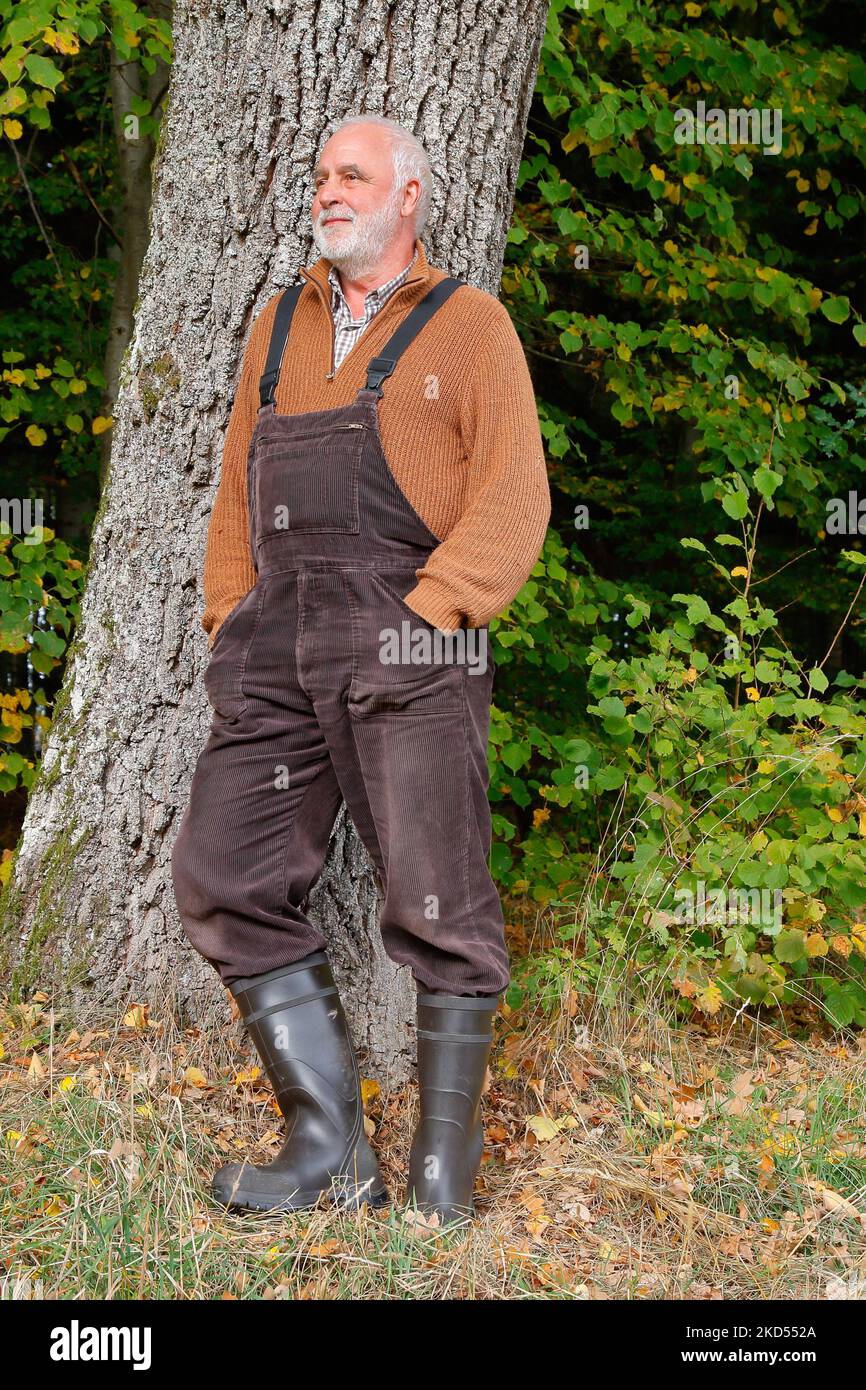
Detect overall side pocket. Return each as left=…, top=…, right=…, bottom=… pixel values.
left=204, top=582, right=266, bottom=722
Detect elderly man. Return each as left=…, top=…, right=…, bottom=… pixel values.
left=171, top=114, right=550, bottom=1226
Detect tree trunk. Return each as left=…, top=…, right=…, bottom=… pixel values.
left=98, top=1, right=173, bottom=488
left=0, top=0, right=550, bottom=1087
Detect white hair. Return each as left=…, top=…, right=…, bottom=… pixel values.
left=320, top=114, right=432, bottom=235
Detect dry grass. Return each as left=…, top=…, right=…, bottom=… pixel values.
left=2, top=967, right=866, bottom=1300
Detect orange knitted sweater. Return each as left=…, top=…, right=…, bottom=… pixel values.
left=202, top=237, right=551, bottom=645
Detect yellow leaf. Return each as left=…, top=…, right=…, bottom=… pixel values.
left=805, top=934, right=828, bottom=958
left=43, top=1195, right=65, bottom=1216
left=746, top=687, right=760, bottom=702
left=526, top=1114, right=560, bottom=1141
left=668, top=285, right=687, bottom=302
left=561, top=129, right=580, bottom=154
left=3, top=119, right=23, bottom=141
left=633, top=1094, right=664, bottom=1124
left=684, top=666, right=697, bottom=683
left=234, top=1066, right=261, bottom=1085
left=816, top=169, right=831, bottom=190
left=649, top=164, right=666, bottom=183
left=804, top=219, right=819, bottom=236
left=184, top=1066, right=209, bottom=1088
left=773, top=6, right=787, bottom=25
left=25, top=424, right=47, bottom=447
left=663, top=239, right=678, bottom=255
left=361, top=1077, right=380, bottom=1106
left=123, top=1003, right=148, bottom=1029
left=533, top=806, right=551, bottom=829
left=757, top=759, right=775, bottom=774
left=616, top=342, right=632, bottom=361
left=731, top=565, right=749, bottom=577
left=92, top=415, right=113, bottom=435
left=826, top=807, right=843, bottom=823
left=858, top=811, right=866, bottom=837
left=697, top=982, right=723, bottom=1015
left=685, top=2, right=701, bottom=14
left=796, top=178, right=810, bottom=193
left=58, top=1075, right=77, bottom=1092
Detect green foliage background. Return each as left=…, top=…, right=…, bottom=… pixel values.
left=1, top=0, right=864, bottom=1029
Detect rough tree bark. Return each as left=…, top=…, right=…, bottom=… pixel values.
left=0, top=0, right=550, bottom=1087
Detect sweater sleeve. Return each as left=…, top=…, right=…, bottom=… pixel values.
left=201, top=305, right=273, bottom=647
left=400, top=300, right=551, bottom=631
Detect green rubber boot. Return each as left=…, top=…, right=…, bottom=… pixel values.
left=405, top=991, right=499, bottom=1228
left=212, top=952, right=389, bottom=1214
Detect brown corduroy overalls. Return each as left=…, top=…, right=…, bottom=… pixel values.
left=171, top=278, right=510, bottom=996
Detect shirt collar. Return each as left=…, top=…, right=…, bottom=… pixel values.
left=328, top=246, right=419, bottom=317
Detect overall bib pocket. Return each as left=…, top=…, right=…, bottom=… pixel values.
left=255, top=424, right=363, bottom=537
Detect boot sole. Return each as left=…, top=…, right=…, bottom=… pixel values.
left=214, top=1183, right=391, bottom=1215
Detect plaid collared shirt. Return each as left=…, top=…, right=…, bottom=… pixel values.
left=327, top=248, right=417, bottom=373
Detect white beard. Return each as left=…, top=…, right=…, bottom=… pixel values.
left=312, top=187, right=407, bottom=279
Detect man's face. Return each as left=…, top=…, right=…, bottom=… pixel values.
left=310, top=125, right=413, bottom=272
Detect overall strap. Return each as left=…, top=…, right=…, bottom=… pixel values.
left=363, top=276, right=465, bottom=397
left=258, top=283, right=304, bottom=407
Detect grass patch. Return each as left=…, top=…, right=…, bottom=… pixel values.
left=1, top=976, right=865, bottom=1300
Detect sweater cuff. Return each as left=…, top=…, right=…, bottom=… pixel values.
left=401, top=580, right=464, bottom=632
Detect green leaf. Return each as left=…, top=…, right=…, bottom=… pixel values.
left=775, top=930, right=807, bottom=964
left=820, top=296, right=850, bottom=324
left=754, top=466, right=783, bottom=501
left=489, top=842, right=512, bottom=878
left=23, top=54, right=64, bottom=91
left=500, top=742, right=531, bottom=773
left=722, top=491, right=749, bottom=521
